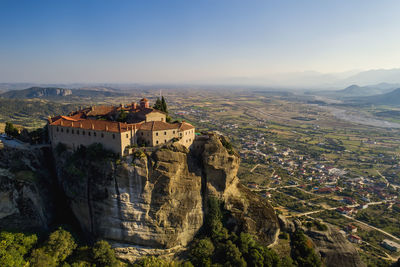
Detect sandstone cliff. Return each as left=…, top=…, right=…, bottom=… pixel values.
left=306, top=224, right=366, bottom=267
left=54, top=134, right=279, bottom=260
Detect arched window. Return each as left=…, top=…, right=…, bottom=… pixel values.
left=94, top=132, right=96, bottom=136
left=156, top=140, right=159, bottom=144
left=88, top=132, right=91, bottom=136
left=164, top=131, right=166, bottom=135
left=101, top=133, right=104, bottom=138
left=56, top=127, right=59, bottom=132
left=112, top=134, right=115, bottom=139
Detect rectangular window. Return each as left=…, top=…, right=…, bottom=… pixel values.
left=112, top=134, right=115, bottom=139
left=82, top=131, right=85, bottom=135
left=66, top=129, right=69, bottom=133
left=164, top=131, right=166, bottom=135
left=94, top=132, right=96, bottom=136
left=61, top=128, right=63, bottom=132
left=77, top=130, right=79, bottom=135
left=88, top=132, right=91, bottom=136
left=101, top=133, right=104, bottom=138
left=72, top=129, right=74, bottom=134
left=156, top=132, right=158, bottom=136
left=56, top=127, right=59, bottom=132
left=126, top=134, right=128, bottom=138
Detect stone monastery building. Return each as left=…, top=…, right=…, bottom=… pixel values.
left=48, top=98, right=195, bottom=155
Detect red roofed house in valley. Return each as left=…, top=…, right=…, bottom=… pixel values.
left=48, top=98, right=195, bottom=155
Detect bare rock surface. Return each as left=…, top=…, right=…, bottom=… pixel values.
left=306, top=224, right=366, bottom=267
left=55, top=134, right=279, bottom=261
left=0, top=147, right=54, bottom=231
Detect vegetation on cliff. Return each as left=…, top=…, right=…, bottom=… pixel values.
left=188, top=197, right=294, bottom=267
left=0, top=228, right=121, bottom=267
left=290, top=230, right=322, bottom=267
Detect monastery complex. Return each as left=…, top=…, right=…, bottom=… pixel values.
left=47, top=98, right=195, bottom=155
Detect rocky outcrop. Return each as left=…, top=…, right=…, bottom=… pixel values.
left=55, top=134, right=279, bottom=260
left=0, top=147, right=54, bottom=232
left=306, top=224, right=366, bottom=267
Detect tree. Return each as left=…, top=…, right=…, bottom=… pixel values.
left=161, top=96, right=168, bottom=114
left=153, top=98, right=162, bottom=111
left=291, top=230, right=321, bottom=267
left=116, top=110, right=127, bottom=122
left=189, top=238, right=214, bottom=267
left=44, top=228, right=77, bottom=264
left=205, top=197, right=228, bottom=242
left=218, top=240, right=246, bottom=267
left=5, top=122, right=19, bottom=137
left=29, top=248, right=57, bottom=267
left=92, top=240, right=118, bottom=267
left=0, top=231, right=37, bottom=267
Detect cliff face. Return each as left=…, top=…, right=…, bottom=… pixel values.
left=0, top=147, right=54, bottom=232
left=306, top=224, right=366, bottom=267
left=54, top=134, right=279, bottom=259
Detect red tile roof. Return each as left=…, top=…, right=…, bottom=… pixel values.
left=139, top=121, right=194, bottom=131
left=50, top=117, right=140, bottom=133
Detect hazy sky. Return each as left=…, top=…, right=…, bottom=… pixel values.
left=1, top=0, right=400, bottom=83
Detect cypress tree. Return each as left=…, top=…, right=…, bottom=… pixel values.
left=161, top=96, right=168, bottom=113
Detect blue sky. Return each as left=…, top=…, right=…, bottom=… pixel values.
left=1, top=0, right=400, bottom=83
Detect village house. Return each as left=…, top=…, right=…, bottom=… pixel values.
left=346, top=224, right=358, bottom=233
left=348, top=234, right=362, bottom=244
left=48, top=98, right=195, bottom=155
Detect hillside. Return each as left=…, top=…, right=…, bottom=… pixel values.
left=0, top=87, right=126, bottom=99
left=359, top=88, right=400, bottom=105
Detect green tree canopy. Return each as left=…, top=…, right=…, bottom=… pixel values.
left=0, top=231, right=38, bottom=267
left=92, top=240, right=119, bottom=267
left=189, top=238, right=214, bottom=267
left=5, top=122, right=19, bottom=137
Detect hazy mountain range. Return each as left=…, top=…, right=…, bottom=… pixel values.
left=0, top=87, right=126, bottom=99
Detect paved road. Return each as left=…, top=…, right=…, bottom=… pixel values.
left=376, top=170, right=400, bottom=190
left=342, top=214, right=400, bottom=242
left=250, top=164, right=260, bottom=173
left=0, top=136, right=29, bottom=149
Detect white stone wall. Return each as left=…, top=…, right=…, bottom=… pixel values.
left=49, top=125, right=125, bottom=154
left=145, top=112, right=166, bottom=122
left=152, top=129, right=178, bottom=146
left=177, top=129, right=195, bottom=148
